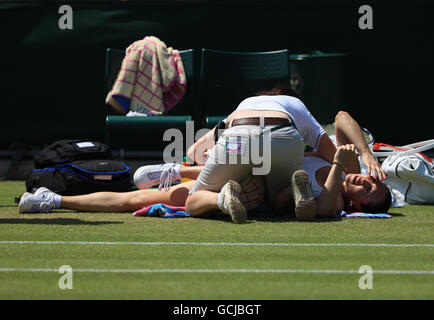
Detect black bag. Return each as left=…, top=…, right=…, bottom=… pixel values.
left=26, top=160, right=132, bottom=195
left=34, top=139, right=113, bottom=169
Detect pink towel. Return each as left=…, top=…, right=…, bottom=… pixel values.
left=106, top=36, right=187, bottom=115
left=133, top=204, right=189, bottom=218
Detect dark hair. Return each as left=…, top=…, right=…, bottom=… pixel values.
left=256, top=84, right=300, bottom=99
left=362, top=186, right=392, bottom=213
left=344, top=184, right=392, bottom=213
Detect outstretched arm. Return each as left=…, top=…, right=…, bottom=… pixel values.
left=334, top=111, right=387, bottom=180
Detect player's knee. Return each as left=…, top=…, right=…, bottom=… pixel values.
left=185, top=193, right=205, bottom=217
left=121, top=195, right=144, bottom=211
left=185, top=195, right=194, bottom=212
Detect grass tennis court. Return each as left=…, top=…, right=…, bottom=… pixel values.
left=0, top=181, right=433, bottom=300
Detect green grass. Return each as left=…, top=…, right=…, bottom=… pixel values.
left=0, top=181, right=433, bottom=299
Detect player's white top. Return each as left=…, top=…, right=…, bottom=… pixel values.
left=303, top=156, right=346, bottom=198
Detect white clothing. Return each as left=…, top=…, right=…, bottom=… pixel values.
left=190, top=95, right=325, bottom=203
left=234, top=95, right=326, bottom=149
left=303, top=156, right=346, bottom=198
left=190, top=125, right=304, bottom=203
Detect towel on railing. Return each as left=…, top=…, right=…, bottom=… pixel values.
left=106, top=36, right=187, bottom=115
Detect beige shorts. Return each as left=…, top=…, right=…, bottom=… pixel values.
left=189, top=124, right=304, bottom=203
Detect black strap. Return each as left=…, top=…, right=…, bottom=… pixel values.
left=214, top=120, right=226, bottom=143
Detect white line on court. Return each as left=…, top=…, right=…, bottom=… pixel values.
left=0, top=240, right=433, bottom=247
left=0, top=268, right=433, bottom=275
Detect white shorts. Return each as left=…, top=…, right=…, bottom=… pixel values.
left=189, top=124, right=304, bottom=203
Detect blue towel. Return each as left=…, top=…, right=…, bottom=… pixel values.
left=338, top=211, right=392, bottom=218
left=133, top=205, right=391, bottom=219
left=133, top=203, right=190, bottom=218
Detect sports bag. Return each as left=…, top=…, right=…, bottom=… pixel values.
left=26, top=159, right=132, bottom=195
left=373, top=139, right=434, bottom=206
left=34, top=139, right=113, bottom=169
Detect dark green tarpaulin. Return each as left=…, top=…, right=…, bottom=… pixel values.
left=0, top=0, right=432, bottom=148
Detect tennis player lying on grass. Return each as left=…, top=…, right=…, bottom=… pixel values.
left=131, top=109, right=390, bottom=220
left=18, top=111, right=391, bottom=219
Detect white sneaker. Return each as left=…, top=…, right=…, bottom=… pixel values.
left=133, top=163, right=181, bottom=191
left=18, top=187, right=57, bottom=213
left=219, top=180, right=247, bottom=224
left=291, top=170, right=316, bottom=220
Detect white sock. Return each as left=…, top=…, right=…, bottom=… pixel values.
left=217, top=192, right=224, bottom=210
left=53, top=194, right=62, bottom=209
left=172, top=163, right=182, bottom=180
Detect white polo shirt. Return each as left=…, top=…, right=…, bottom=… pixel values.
left=234, top=95, right=326, bottom=149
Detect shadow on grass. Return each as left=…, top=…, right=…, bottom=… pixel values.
left=253, top=217, right=342, bottom=223
left=249, top=212, right=342, bottom=223
left=388, top=212, right=406, bottom=217
left=197, top=210, right=342, bottom=223
left=0, top=218, right=124, bottom=226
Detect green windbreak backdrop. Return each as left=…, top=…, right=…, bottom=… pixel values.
left=0, top=1, right=432, bottom=148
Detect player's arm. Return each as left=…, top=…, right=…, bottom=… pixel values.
left=186, top=127, right=216, bottom=165
left=334, top=111, right=386, bottom=180
left=315, top=144, right=356, bottom=218
left=315, top=133, right=337, bottom=164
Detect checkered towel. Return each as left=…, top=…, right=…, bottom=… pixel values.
left=106, top=36, right=187, bottom=115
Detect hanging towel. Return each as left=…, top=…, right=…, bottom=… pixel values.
left=106, top=36, right=187, bottom=115
left=133, top=203, right=190, bottom=218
